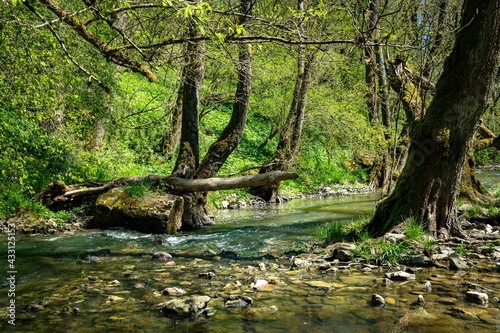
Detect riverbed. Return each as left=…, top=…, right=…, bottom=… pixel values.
left=1, top=178, right=499, bottom=332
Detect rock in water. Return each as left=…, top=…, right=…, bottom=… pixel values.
left=371, top=294, right=385, bottom=307
left=418, top=294, right=425, bottom=306
left=225, top=295, right=254, bottom=308
left=162, top=295, right=211, bottom=318
left=384, top=271, right=416, bottom=281
left=465, top=291, right=488, bottom=305
left=152, top=252, right=173, bottom=262
left=448, top=252, right=469, bottom=271
left=162, top=287, right=186, bottom=296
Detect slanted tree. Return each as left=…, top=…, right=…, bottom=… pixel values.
left=252, top=0, right=314, bottom=203
left=365, top=0, right=500, bottom=238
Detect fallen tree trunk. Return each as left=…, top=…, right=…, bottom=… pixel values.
left=46, top=171, right=299, bottom=202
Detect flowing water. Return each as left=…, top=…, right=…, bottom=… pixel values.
left=0, top=176, right=499, bottom=332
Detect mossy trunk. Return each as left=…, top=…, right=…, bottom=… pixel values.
left=459, top=156, right=492, bottom=204
left=365, top=0, right=500, bottom=238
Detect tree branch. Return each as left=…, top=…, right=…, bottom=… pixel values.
left=34, top=0, right=156, bottom=82
left=25, top=2, right=111, bottom=92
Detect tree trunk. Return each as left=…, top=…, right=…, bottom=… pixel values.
left=46, top=172, right=299, bottom=202
left=459, top=155, right=491, bottom=204
left=364, top=0, right=380, bottom=124
left=252, top=0, right=313, bottom=203
left=162, top=79, right=183, bottom=158
left=365, top=0, right=500, bottom=238
left=196, top=0, right=254, bottom=179
left=459, top=124, right=500, bottom=203
left=172, top=15, right=205, bottom=178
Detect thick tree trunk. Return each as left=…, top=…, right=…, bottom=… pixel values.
left=459, top=155, right=491, bottom=204
left=172, top=21, right=205, bottom=178
left=365, top=0, right=500, bottom=238
left=459, top=124, right=500, bottom=203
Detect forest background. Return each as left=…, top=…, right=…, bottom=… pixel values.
left=1, top=0, right=499, bottom=224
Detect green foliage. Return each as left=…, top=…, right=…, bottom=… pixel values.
left=125, top=180, right=152, bottom=199
left=455, top=242, right=470, bottom=257
left=404, top=217, right=426, bottom=242
left=354, top=238, right=412, bottom=264
left=315, top=220, right=346, bottom=244
left=284, top=241, right=314, bottom=255
left=474, top=148, right=500, bottom=166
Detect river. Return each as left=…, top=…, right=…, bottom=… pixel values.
left=0, top=172, right=499, bottom=332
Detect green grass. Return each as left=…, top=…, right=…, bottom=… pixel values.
left=404, top=217, right=426, bottom=242
left=455, top=242, right=470, bottom=256
left=315, top=220, right=347, bottom=244
left=125, top=180, right=152, bottom=199
left=354, top=238, right=413, bottom=264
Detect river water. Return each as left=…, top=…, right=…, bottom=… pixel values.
left=1, top=173, right=499, bottom=332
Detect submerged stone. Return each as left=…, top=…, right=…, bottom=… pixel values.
left=225, top=295, right=253, bottom=308
left=371, top=294, right=385, bottom=307
left=162, top=287, right=186, bottom=296
left=152, top=252, right=173, bottom=262
left=162, top=295, right=211, bottom=318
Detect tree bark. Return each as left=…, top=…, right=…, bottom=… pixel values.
left=162, top=78, right=183, bottom=157
left=172, top=15, right=205, bottom=178
left=46, top=171, right=299, bottom=202
left=365, top=0, right=500, bottom=238
left=196, top=0, right=254, bottom=179
left=252, top=0, right=313, bottom=203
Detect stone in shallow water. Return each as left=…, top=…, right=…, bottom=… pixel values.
left=106, top=295, right=125, bottom=303
left=162, top=295, right=211, bottom=318
left=252, top=279, right=269, bottom=289
left=225, top=295, right=253, bottom=308
left=152, top=252, right=173, bottom=262
left=465, top=291, right=488, bottom=305
left=384, top=271, right=416, bottom=281
left=422, top=281, right=432, bottom=292
left=371, top=294, right=385, bottom=307
left=448, top=252, right=469, bottom=271
left=162, top=287, right=186, bottom=296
